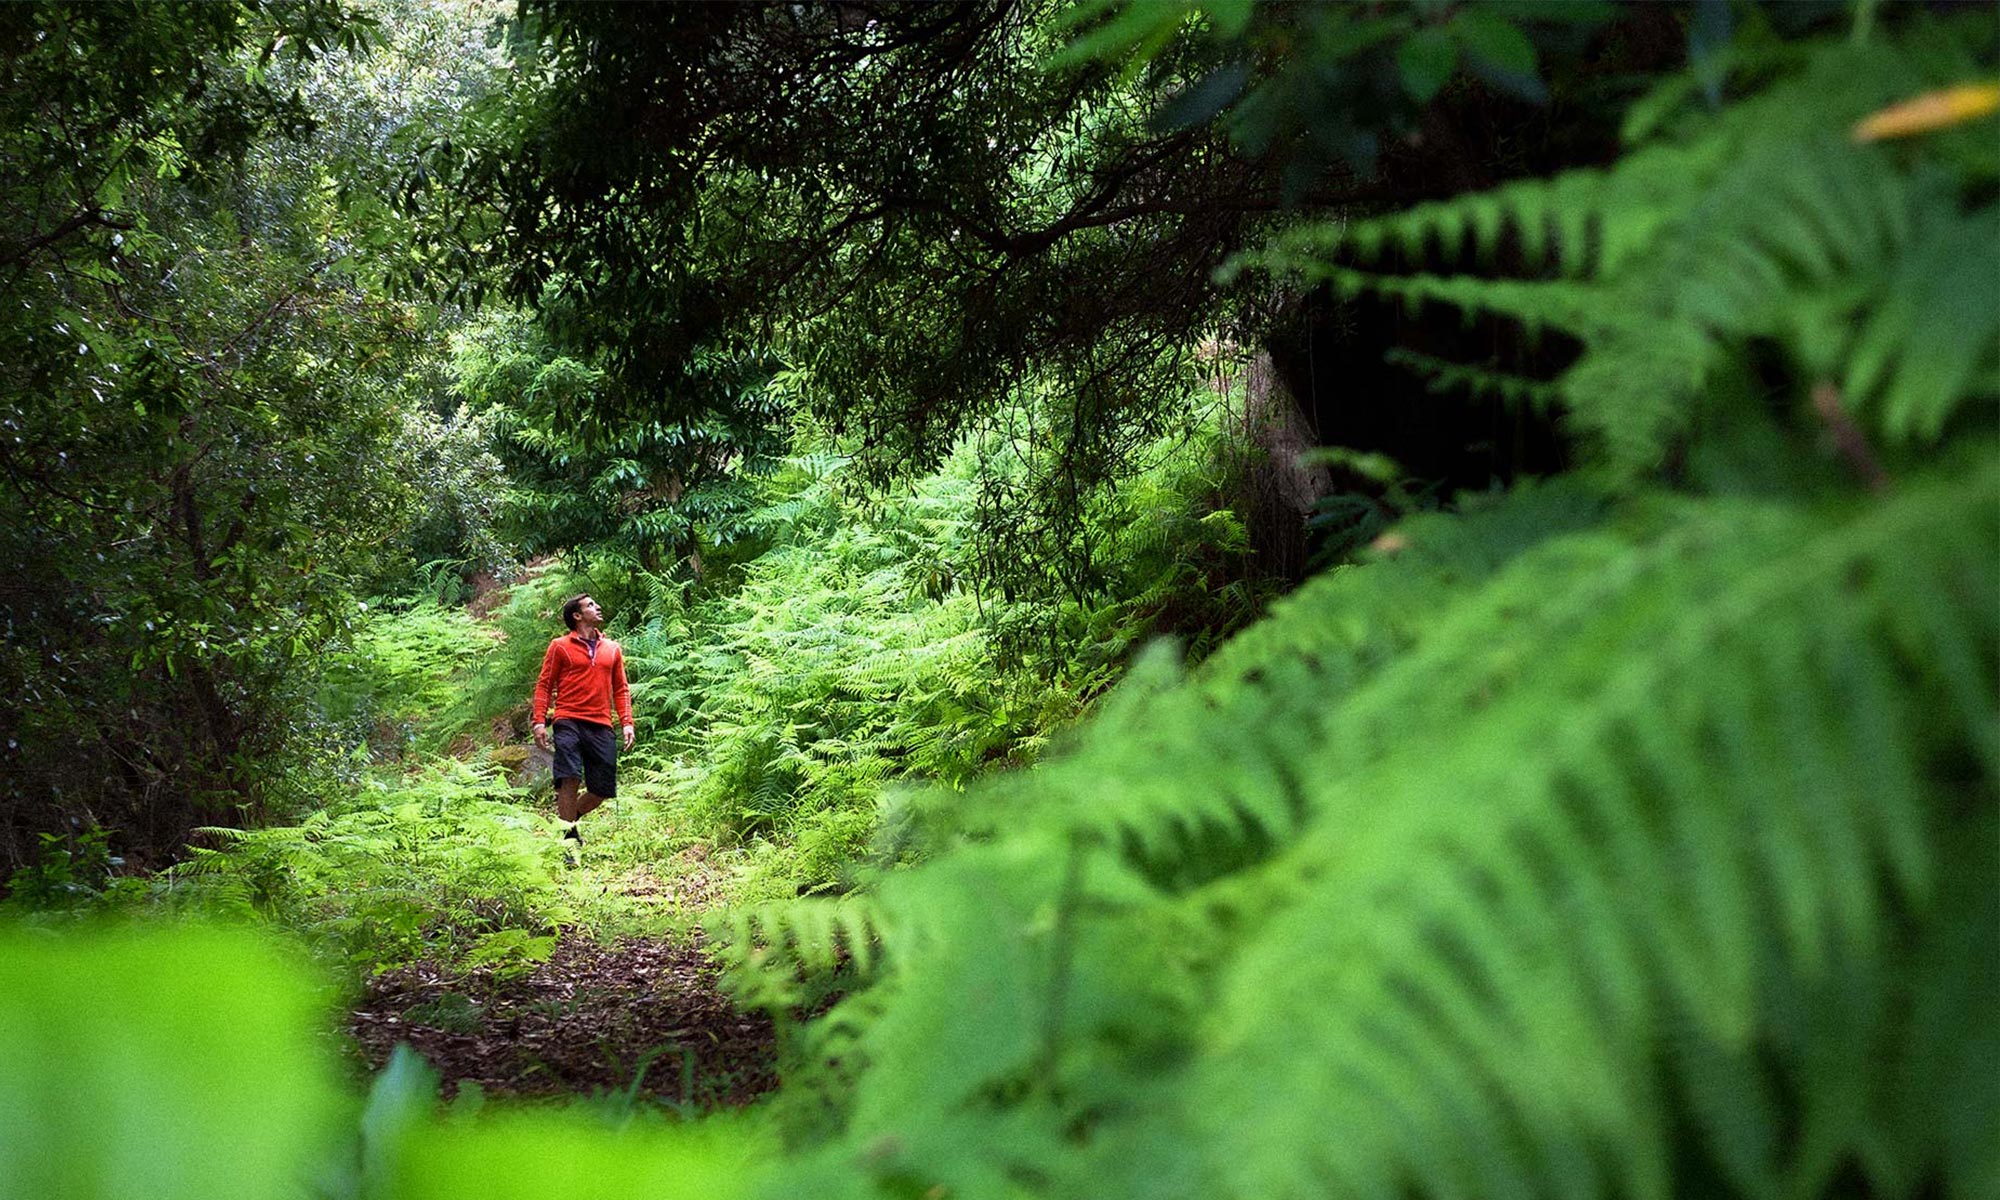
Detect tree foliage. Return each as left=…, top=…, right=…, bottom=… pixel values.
left=411, top=1, right=1283, bottom=605
left=448, top=309, right=788, bottom=576
left=0, top=0, right=412, bottom=863
left=0, top=0, right=515, bottom=867
left=1244, top=14, right=2000, bottom=479
left=409, top=0, right=1682, bottom=606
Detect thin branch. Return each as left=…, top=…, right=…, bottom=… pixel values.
left=1812, top=381, right=1891, bottom=493
left=0, top=206, right=137, bottom=270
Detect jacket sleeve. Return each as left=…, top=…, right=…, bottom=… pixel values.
left=613, top=646, right=634, bottom=727
left=532, top=640, right=560, bottom=723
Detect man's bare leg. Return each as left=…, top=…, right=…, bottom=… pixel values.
left=556, top=778, right=608, bottom=824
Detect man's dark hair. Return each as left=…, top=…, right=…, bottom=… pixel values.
left=561, top=594, right=590, bottom=631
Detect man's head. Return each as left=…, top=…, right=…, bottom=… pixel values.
left=562, top=594, right=604, bottom=631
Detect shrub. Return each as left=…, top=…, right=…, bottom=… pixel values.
left=169, top=760, right=570, bottom=978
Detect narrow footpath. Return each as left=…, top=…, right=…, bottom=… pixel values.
left=348, top=931, right=778, bottom=1108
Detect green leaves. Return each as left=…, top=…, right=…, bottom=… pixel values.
left=171, top=759, right=572, bottom=978
left=0, top=926, right=343, bottom=1200
left=711, top=21, right=2000, bottom=1198
left=1451, top=9, right=1537, bottom=76
left=1397, top=29, right=1459, bottom=104
left=450, top=311, right=785, bottom=573
left=1176, top=463, right=1998, bottom=1200
left=1450, top=8, right=1544, bottom=102
left=749, top=446, right=1999, bottom=1200
left=1, top=0, right=462, bottom=865
left=1047, top=0, right=1196, bottom=71
left=466, top=928, right=560, bottom=980
left=390, top=1107, right=773, bottom=1200
left=1252, top=28, right=2000, bottom=479
left=1397, top=10, right=1543, bottom=106
left=0, top=925, right=774, bottom=1200
left=359, top=1045, right=441, bottom=1199
left=1155, top=60, right=1250, bottom=130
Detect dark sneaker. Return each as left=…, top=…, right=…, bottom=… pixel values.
left=562, top=824, right=582, bottom=844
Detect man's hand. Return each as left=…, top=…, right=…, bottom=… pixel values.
left=532, top=723, right=551, bottom=751
left=622, top=723, right=636, bottom=751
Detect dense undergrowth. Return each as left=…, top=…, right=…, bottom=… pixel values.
left=707, top=18, right=2000, bottom=1199
left=9, top=396, right=1265, bottom=989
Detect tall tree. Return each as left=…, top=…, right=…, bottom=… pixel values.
left=418, top=1, right=1272, bottom=605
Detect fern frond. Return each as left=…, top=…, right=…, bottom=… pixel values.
left=967, top=479, right=1613, bottom=877
left=1248, top=36, right=2000, bottom=475
left=769, top=450, right=1998, bottom=1199
left=1166, top=458, right=1997, bottom=1200
left=1845, top=201, right=2000, bottom=440
left=712, top=895, right=885, bottom=1009
left=1385, top=348, right=1564, bottom=412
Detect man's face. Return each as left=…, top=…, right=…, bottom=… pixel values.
left=575, top=596, right=604, bottom=627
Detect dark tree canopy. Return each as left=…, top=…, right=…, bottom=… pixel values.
left=417, top=0, right=1687, bottom=603
left=439, top=1, right=1255, bottom=427
left=418, top=1, right=1288, bottom=601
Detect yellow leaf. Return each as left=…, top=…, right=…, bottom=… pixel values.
left=1852, top=81, right=2000, bottom=142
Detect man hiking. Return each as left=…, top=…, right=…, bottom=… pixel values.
left=531, top=593, right=634, bottom=850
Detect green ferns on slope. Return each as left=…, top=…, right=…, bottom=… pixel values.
left=629, top=450, right=1093, bottom=890
left=725, top=22, right=2000, bottom=1200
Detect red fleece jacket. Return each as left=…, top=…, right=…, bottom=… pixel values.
left=532, top=631, right=633, bottom=727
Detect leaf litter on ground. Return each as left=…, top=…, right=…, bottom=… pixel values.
left=348, top=933, right=777, bottom=1111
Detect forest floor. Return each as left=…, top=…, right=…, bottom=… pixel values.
left=347, top=931, right=778, bottom=1108
left=340, top=834, right=783, bottom=1109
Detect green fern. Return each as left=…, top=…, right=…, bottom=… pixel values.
left=1162, top=459, right=1996, bottom=1200
left=712, top=894, right=885, bottom=1010
left=639, top=425, right=1236, bottom=897
left=728, top=19, right=2000, bottom=1198
left=1244, top=30, right=2000, bottom=475
left=750, top=449, right=1996, bottom=1200
left=168, top=760, right=572, bottom=976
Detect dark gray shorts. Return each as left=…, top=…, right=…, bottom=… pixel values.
left=551, top=718, right=617, bottom=798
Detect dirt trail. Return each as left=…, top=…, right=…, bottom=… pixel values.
left=348, top=932, right=777, bottom=1108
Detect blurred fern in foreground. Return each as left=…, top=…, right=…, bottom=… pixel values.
left=1243, top=20, right=1998, bottom=476
left=743, top=458, right=1996, bottom=1199
left=722, top=18, right=2000, bottom=1200
left=0, top=927, right=768, bottom=1200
